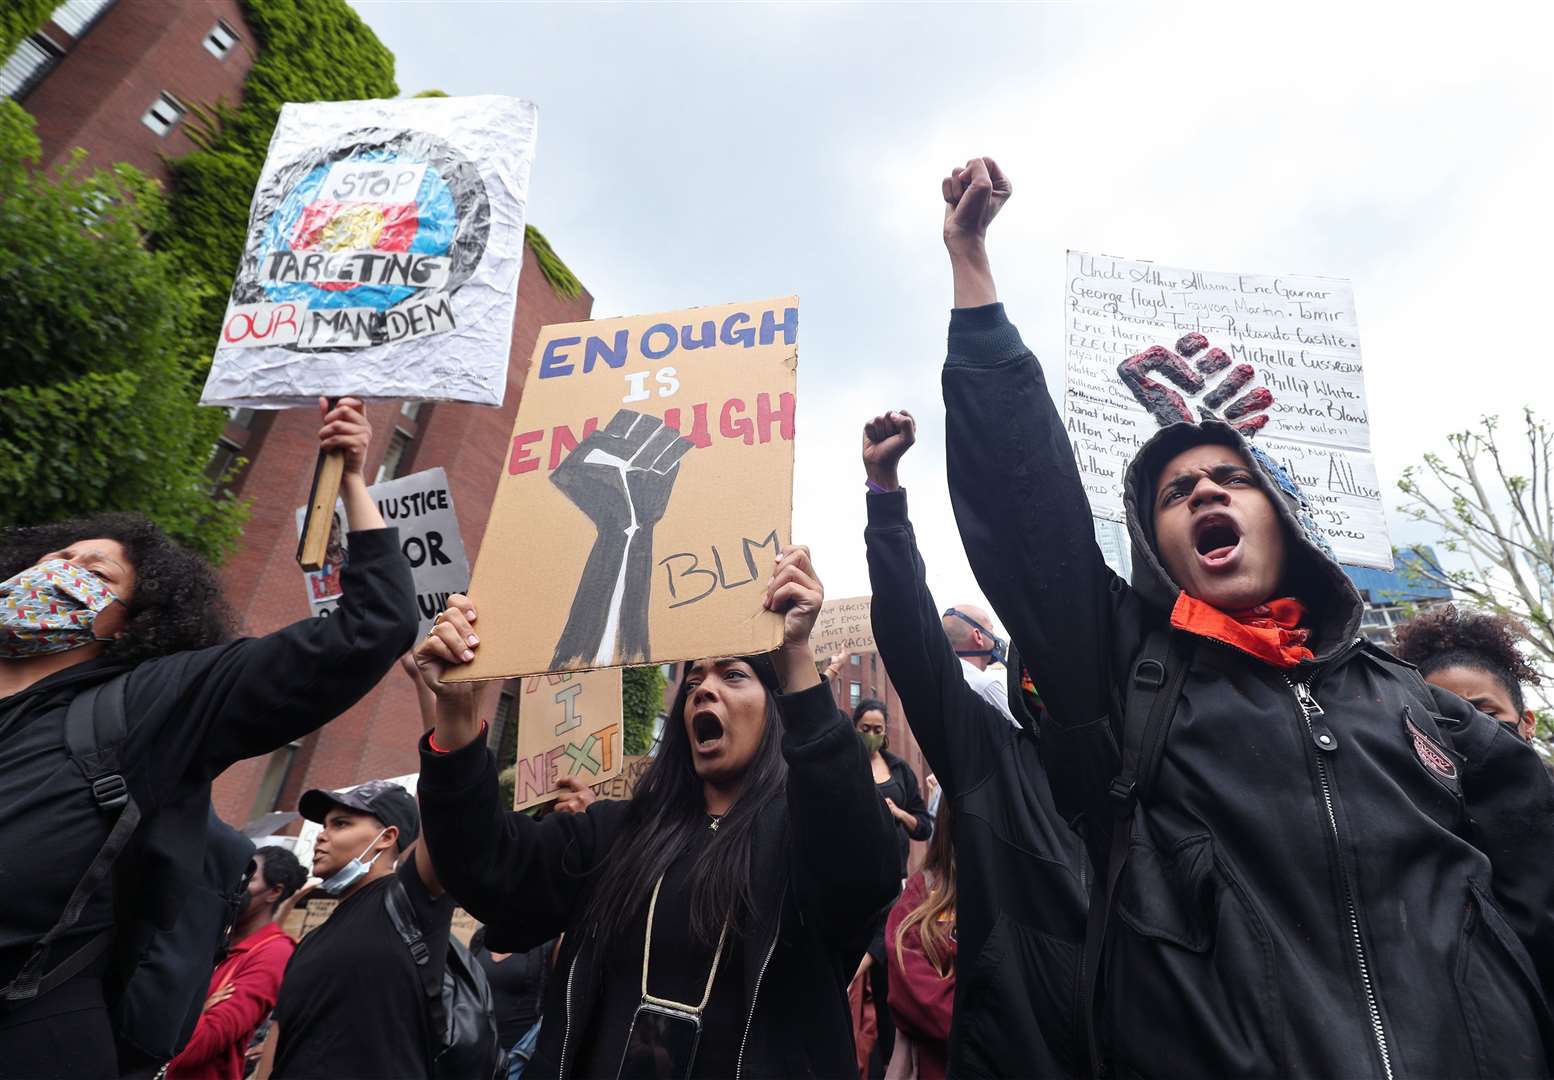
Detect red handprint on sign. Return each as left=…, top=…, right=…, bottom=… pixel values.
left=1117, top=333, right=1272, bottom=436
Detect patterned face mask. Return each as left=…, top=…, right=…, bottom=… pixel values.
left=0, top=559, right=124, bottom=659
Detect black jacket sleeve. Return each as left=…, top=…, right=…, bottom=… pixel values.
left=1432, top=684, right=1554, bottom=995
left=417, top=728, right=631, bottom=952
left=943, top=304, right=1143, bottom=829
left=125, top=528, right=417, bottom=788
left=942, top=304, right=1121, bottom=734
left=784, top=679, right=902, bottom=947
left=865, top=488, right=1010, bottom=799
left=891, top=755, right=933, bottom=843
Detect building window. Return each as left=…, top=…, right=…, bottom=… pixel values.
left=375, top=428, right=413, bottom=483
left=50, top=0, right=114, bottom=37
left=489, top=684, right=518, bottom=758
left=251, top=742, right=300, bottom=817
left=205, top=437, right=242, bottom=486
left=227, top=406, right=257, bottom=429
left=203, top=19, right=240, bottom=59
left=849, top=681, right=862, bottom=709
left=850, top=654, right=861, bottom=666
left=141, top=92, right=185, bottom=137
left=400, top=400, right=424, bottom=421
left=0, top=36, right=61, bottom=100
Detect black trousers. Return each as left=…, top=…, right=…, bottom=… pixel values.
left=868, top=952, right=894, bottom=1079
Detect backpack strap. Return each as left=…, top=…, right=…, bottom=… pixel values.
left=3, top=676, right=139, bottom=1004
left=1080, top=627, right=1195, bottom=1078
left=385, top=876, right=449, bottom=1056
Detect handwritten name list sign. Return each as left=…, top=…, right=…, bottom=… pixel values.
left=1063, top=251, right=1391, bottom=569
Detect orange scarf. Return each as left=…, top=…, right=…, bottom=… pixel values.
left=1170, top=594, right=1314, bottom=669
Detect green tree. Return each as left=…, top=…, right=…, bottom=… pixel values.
left=0, top=102, right=244, bottom=559
left=623, top=665, right=667, bottom=755
left=1399, top=410, right=1554, bottom=668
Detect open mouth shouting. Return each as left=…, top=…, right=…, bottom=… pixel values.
left=691, top=710, right=727, bottom=755
left=1192, top=512, right=1243, bottom=571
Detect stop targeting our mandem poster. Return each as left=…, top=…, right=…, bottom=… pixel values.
left=201, top=95, right=536, bottom=408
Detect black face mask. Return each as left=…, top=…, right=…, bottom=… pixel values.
left=943, top=608, right=1008, bottom=667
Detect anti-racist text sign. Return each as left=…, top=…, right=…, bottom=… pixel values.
left=1063, top=251, right=1390, bottom=569
left=453, top=298, right=798, bottom=680
left=809, top=595, right=876, bottom=659
left=513, top=668, right=624, bottom=811
left=202, top=95, right=537, bottom=408
left=294, top=467, right=469, bottom=637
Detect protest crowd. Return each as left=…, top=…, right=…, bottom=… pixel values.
left=3, top=146, right=1554, bottom=1080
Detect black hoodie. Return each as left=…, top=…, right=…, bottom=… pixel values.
left=865, top=488, right=1090, bottom=1078
left=942, top=303, right=1554, bottom=1080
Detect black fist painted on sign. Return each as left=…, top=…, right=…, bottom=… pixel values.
left=550, top=409, right=696, bottom=669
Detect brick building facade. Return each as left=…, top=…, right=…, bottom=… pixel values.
left=7, top=0, right=255, bottom=183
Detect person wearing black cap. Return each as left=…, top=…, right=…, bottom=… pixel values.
left=938, top=157, right=1554, bottom=1079
left=262, top=780, right=452, bottom=1080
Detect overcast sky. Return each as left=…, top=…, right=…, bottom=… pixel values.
left=353, top=1, right=1553, bottom=631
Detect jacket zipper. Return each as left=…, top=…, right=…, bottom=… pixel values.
left=735, top=915, right=781, bottom=1080
left=1285, top=675, right=1394, bottom=1080
left=559, top=948, right=581, bottom=1078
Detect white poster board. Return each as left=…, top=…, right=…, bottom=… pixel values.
left=1064, top=251, right=1391, bottom=569
left=201, top=95, right=537, bottom=408
left=294, top=466, right=469, bottom=637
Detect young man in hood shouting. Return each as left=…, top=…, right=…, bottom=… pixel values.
left=938, top=156, right=1554, bottom=1080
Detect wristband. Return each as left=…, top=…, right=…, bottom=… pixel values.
left=428, top=720, right=486, bottom=754
left=865, top=478, right=889, bottom=494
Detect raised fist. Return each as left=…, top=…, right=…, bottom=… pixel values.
left=942, top=157, right=1012, bottom=253
left=1117, top=333, right=1273, bottom=436
left=862, top=410, right=917, bottom=492
left=551, top=409, right=696, bottom=668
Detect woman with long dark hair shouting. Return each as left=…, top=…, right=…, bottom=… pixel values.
left=412, top=545, right=901, bottom=1080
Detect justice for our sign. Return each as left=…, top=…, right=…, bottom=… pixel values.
left=453, top=297, right=798, bottom=681
left=512, top=668, right=624, bottom=811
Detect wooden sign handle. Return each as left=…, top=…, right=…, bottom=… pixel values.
left=296, top=397, right=346, bottom=571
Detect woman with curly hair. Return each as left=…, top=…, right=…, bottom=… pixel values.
left=1394, top=602, right=1543, bottom=741
left=0, top=398, right=417, bottom=1079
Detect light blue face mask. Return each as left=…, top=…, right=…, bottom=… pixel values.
left=318, top=827, right=389, bottom=896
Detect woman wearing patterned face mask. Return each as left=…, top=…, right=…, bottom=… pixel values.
left=0, top=398, right=417, bottom=1080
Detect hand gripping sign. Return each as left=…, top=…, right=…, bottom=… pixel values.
left=450, top=297, right=798, bottom=681
left=200, top=95, right=537, bottom=409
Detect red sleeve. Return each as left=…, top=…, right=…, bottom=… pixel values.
left=884, top=874, right=956, bottom=1043
left=170, top=935, right=295, bottom=1068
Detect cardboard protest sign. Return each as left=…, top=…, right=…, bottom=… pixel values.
left=294, top=467, right=469, bottom=637
left=512, top=668, right=624, bottom=810
left=281, top=896, right=339, bottom=942
left=1063, top=251, right=1391, bottom=569
left=589, top=755, right=652, bottom=801
left=809, top=595, right=876, bottom=658
left=201, top=95, right=537, bottom=408
left=453, top=297, right=798, bottom=681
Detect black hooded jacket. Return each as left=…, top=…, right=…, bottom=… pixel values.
left=865, top=488, right=1090, bottom=1078
left=942, top=303, right=1554, bottom=1079
left=416, top=680, right=900, bottom=1080
left=0, top=529, right=417, bottom=1040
